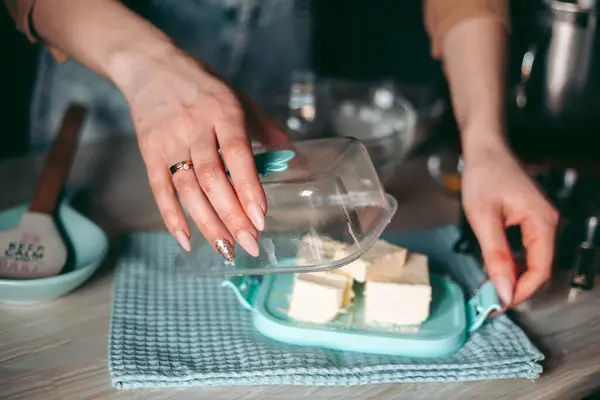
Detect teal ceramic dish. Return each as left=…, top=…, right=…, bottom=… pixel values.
left=0, top=202, right=109, bottom=305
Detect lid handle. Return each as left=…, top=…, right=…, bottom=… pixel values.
left=466, top=280, right=502, bottom=333
left=225, top=150, right=296, bottom=179
left=255, top=150, right=296, bottom=177
left=221, top=275, right=262, bottom=310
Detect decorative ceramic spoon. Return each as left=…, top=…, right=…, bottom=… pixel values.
left=0, top=104, right=87, bottom=279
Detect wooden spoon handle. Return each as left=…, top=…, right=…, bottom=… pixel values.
left=28, top=104, right=87, bottom=214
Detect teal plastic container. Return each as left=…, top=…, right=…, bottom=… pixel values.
left=223, top=272, right=501, bottom=358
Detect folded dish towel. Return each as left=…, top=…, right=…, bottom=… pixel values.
left=108, top=227, right=543, bottom=389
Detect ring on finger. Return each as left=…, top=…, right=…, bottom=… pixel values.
left=170, top=160, right=194, bottom=175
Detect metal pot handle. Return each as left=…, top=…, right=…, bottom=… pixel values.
left=514, top=21, right=554, bottom=109
left=515, top=44, right=538, bottom=109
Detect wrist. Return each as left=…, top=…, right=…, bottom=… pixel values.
left=460, top=124, right=511, bottom=166
left=105, top=30, right=177, bottom=94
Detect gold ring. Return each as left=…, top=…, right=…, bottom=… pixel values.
left=169, top=160, right=194, bottom=175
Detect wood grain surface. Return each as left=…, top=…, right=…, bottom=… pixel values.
left=0, top=138, right=599, bottom=400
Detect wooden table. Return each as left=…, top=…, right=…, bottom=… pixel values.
left=0, top=138, right=599, bottom=400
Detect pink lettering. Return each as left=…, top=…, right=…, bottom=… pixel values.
left=0, top=258, right=41, bottom=275
left=20, top=232, right=40, bottom=244
left=28, top=262, right=40, bottom=274
left=6, top=260, right=19, bottom=272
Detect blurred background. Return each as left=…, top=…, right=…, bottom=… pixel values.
left=0, top=0, right=536, bottom=158
left=3, top=0, right=600, bottom=261
left=1, top=3, right=36, bottom=159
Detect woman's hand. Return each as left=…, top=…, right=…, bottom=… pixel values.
left=461, top=140, right=559, bottom=308
left=114, top=48, right=289, bottom=261
left=424, top=2, right=556, bottom=307
left=18, top=0, right=291, bottom=260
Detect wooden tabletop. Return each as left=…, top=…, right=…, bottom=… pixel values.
left=0, top=138, right=599, bottom=400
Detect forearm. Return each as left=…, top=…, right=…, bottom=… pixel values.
left=440, top=17, right=509, bottom=159
left=31, top=0, right=174, bottom=88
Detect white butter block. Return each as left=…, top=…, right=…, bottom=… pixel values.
left=364, top=252, right=432, bottom=326
left=296, top=235, right=346, bottom=266
left=287, top=271, right=354, bottom=324
left=303, top=270, right=355, bottom=308
left=335, top=240, right=408, bottom=283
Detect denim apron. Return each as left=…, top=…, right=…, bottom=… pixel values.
left=28, top=0, right=309, bottom=149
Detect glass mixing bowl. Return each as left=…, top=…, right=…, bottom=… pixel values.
left=322, top=81, right=418, bottom=184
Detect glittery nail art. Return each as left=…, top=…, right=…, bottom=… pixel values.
left=215, top=237, right=235, bottom=262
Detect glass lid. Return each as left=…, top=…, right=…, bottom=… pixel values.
left=175, top=137, right=398, bottom=277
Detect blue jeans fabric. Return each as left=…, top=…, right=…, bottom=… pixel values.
left=28, top=0, right=307, bottom=149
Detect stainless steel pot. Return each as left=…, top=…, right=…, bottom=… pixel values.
left=514, top=0, right=600, bottom=123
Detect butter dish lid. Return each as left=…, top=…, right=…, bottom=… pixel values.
left=176, top=137, right=398, bottom=277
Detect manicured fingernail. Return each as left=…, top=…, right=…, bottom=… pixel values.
left=215, top=237, right=235, bottom=262
left=175, top=229, right=191, bottom=252
left=237, top=230, right=260, bottom=257
left=247, top=202, right=265, bottom=231
left=493, top=276, right=514, bottom=307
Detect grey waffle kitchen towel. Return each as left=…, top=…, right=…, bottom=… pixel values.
left=108, top=227, right=544, bottom=389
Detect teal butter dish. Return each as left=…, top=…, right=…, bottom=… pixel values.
left=177, top=137, right=502, bottom=357
left=223, top=270, right=502, bottom=359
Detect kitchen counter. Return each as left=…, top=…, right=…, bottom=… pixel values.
left=0, top=138, right=599, bottom=400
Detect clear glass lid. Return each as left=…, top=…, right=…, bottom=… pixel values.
left=176, top=137, right=398, bottom=277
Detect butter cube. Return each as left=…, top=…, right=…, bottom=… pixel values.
left=296, top=236, right=346, bottom=266
left=335, top=240, right=408, bottom=283
left=364, top=252, right=432, bottom=326
left=287, top=271, right=354, bottom=324
left=304, top=270, right=356, bottom=308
